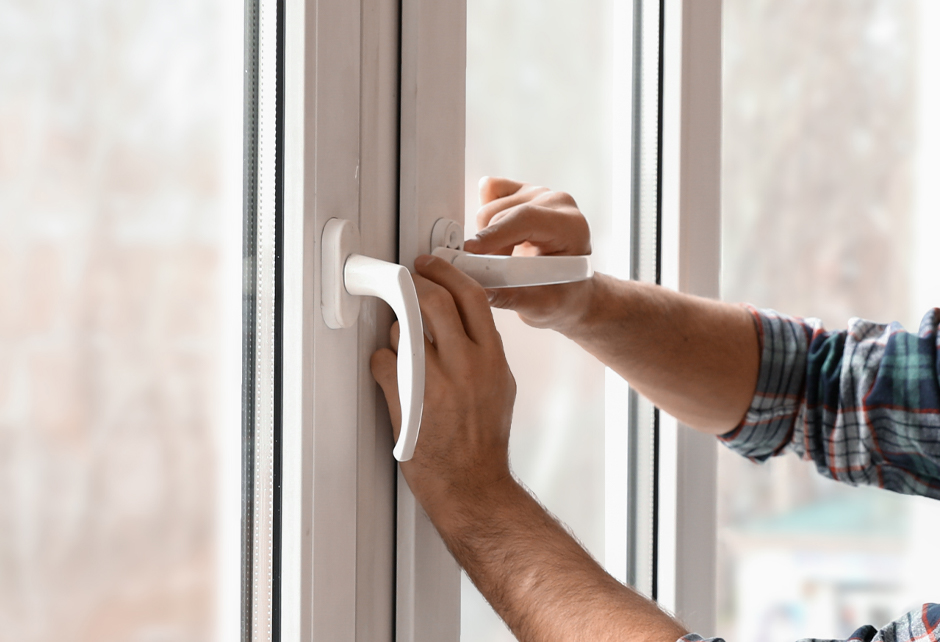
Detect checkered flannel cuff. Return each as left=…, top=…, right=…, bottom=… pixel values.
left=719, top=306, right=819, bottom=462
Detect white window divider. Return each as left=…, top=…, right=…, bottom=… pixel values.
left=396, top=0, right=467, bottom=639
left=657, top=0, right=722, bottom=635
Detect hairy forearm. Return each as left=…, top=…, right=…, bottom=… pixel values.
left=430, top=478, right=688, bottom=642
left=560, top=273, right=760, bottom=434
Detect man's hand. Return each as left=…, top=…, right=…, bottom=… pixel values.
left=465, top=175, right=761, bottom=434
left=370, top=253, right=688, bottom=642
left=463, top=176, right=594, bottom=333
left=370, top=254, right=516, bottom=528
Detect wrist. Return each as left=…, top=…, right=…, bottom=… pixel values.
left=554, top=272, right=618, bottom=339
left=426, top=473, right=525, bottom=542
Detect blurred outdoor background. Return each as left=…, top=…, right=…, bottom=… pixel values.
left=0, top=1, right=243, bottom=640
left=3, top=1, right=938, bottom=641
left=463, top=0, right=617, bottom=639
left=464, top=0, right=939, bottom=641
left=718, top=2, right=940, bottom=642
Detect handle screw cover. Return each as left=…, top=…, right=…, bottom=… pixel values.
left=430, top=218, right=464, bottom=251
left=321, top=218, right=362, bottom=329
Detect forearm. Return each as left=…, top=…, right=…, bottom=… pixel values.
left=430, top=478, right=688, bottom=642
left=560, top=273, right=759, bottom=434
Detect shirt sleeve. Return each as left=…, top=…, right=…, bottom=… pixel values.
left=678, top=603, right=940, bottom=642
left=720, top=307, right=940, bottom=499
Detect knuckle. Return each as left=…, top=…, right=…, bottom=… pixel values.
left=423, top=287, right=453, bottom=312
left=512, top=203, right=537, bottom=224
left=465, top=285, right=489, bottom=308
left=553, top=190, right=577, bottom=207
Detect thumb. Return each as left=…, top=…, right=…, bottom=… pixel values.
left=485, top=287, right=522, bottom=311
left=371, top=348, right=403, bottom=437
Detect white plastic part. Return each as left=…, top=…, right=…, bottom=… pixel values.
left=321, top=218, right=362, bottom=329
left=429, top=218, right=593, bottom=288
left=345, top=255, right=425, bottom=461
left=430, top=218, right=464, bottom=251
left=321, top=218, right=425, bottom=461
left=431, top=247, right=594, bottom=288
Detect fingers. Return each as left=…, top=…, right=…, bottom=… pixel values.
left=476, top=183, right=549, bottom=232
left=478, top=176, right=526, bottom=205
left=484, top=287, right=523, bottom=311
left=389, top=320, right=400, bottom=352
left=412, top=273, right=472, bottom=350
left=374, top=323, right=440, bottom=440
left=414, top=255, right=500, bottom=347
left=467, top=204, right=584, bottom=256
left=371, top=348, right=402, bottom=434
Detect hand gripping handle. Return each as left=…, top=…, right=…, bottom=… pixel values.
left=344, top=255, right=425, bottom=461
left=321, top=218, right=425, bottom=462
left=431, top=247, right=593, bottom=289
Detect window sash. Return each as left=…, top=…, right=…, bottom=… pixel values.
left=242, top=0, right=723, bottom=639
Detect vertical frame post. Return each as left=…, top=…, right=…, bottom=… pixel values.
left=657, top=0, right=722, bottom=635
left=620, top=0, right=665, bottom=601
left=243, top=0, right=280, bottom=639
left=397, top=0, right=467, bottom=639
left=280, top=0, right=399, bottom=639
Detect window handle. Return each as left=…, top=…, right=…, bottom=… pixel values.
left=430, top=219, right=594, bottom=289
left=321, top=218, right=424, bottom=462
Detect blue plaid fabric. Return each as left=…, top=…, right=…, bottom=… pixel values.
left=683, top=603, right=940, bottom=642
left=722, top=307, right=940, bottom=497
left=681, top=308, right=940, bottom=642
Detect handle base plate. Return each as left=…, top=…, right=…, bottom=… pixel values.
left=321, top=218, right=361, bottom=329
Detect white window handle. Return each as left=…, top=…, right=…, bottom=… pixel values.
left=321, top=218, right=424, bottom=462
left=321, top=218, right=592, bottom=463
left=429, top=218, right=594, bottom=288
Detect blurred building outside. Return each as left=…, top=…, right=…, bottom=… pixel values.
left=718, top=2, right=940, bottom=642
left=3, top=1, right=938, bottom=641
left=0, top=1, right=243, bottom=640
left=462, top=0, right=616, bottom=639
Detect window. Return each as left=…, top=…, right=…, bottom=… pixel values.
left=462, top=1, right=618, bottom=638
left=253, top=0, right=721, bottom=639
left=718, top=2, right=940, bottom=640
left=1, top=0, right=723, bottom=639
left=0, top=0, right=243, bottom=639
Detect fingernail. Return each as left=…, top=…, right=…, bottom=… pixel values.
left=486, top=290, right=496, bottom=303
left=414, top=254, right=433, bottom=269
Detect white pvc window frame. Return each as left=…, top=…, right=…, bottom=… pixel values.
left=658, top=0, right=721, bottom=635
left=278, top=0, right=403, bottom=638
left=247, top=0, right=721, bottom=639
left=607, top=0, right=722, bottom=635
left=275, top=0, right=465, bottom=638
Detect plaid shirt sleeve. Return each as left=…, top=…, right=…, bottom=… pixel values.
left=682, top=308, right=940, bottom=642
left=719, top=306, right=940, bottom=498
left=680, top=603, right=940, bottom=642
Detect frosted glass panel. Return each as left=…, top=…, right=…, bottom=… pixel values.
left=719, top=2, right=940, bottom=641
left=0, top=1, right=243, bottom=640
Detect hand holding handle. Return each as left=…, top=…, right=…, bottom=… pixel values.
left=321, top=218, right=425, bottom=462
left=344, top=256, right=425, bottom=461
left=321, top=216, right=592, bottom=463
left=431, top=247, right=593, bottom=289
left=429, top=218, right=593, bottom=289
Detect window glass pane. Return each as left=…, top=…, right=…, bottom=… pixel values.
left=719, top=2, right=940, bottom=641
left=463, top=1, right=618, bottom=639
left=0, top=1, right=243, bottom=639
